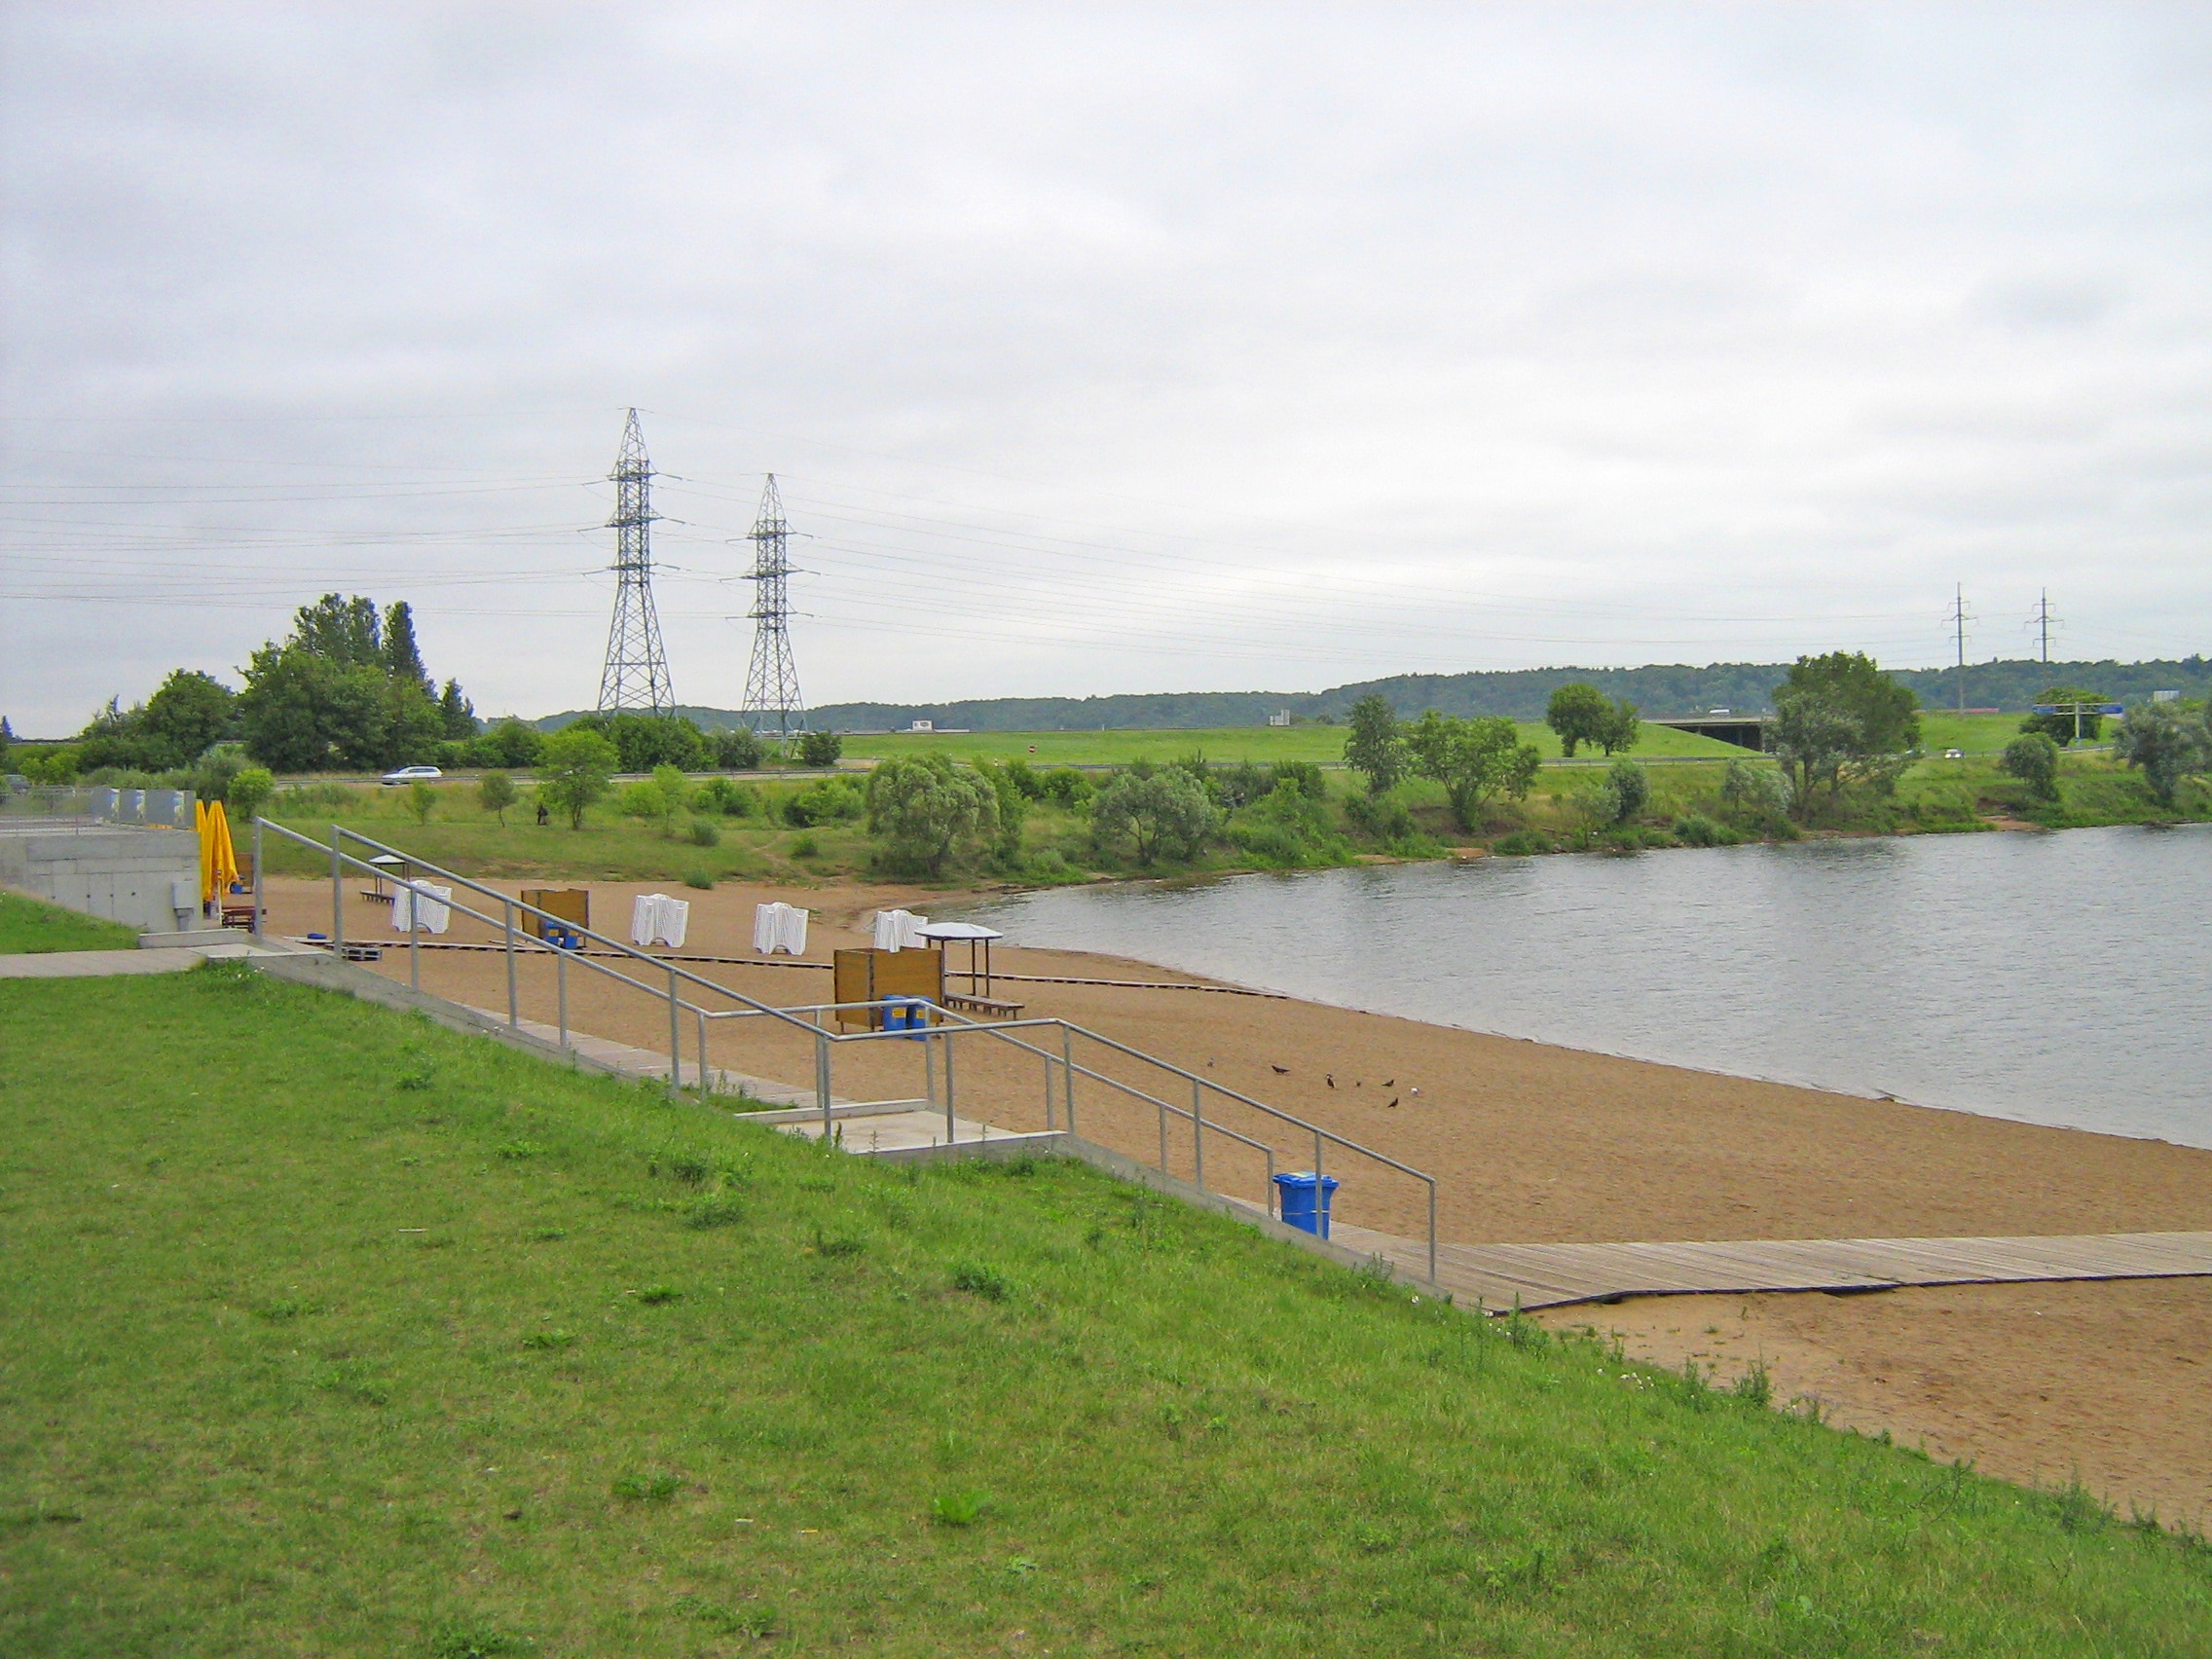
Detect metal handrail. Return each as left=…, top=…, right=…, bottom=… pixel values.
left=259, top=819, right=1438, bottom=1280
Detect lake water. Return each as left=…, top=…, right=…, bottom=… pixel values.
left=970, top=825, right=2212, bottom=1150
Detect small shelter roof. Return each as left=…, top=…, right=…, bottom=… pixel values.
left=915, top=921, right=1003, bottom=941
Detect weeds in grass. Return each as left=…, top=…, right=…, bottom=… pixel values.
left=252, top=1298, right=323, bottom=1322
left=2055, top=1477, right=2112, bottom=1533
left=682, top=1198, right=745, bottom=1229
left=528, top=1228, right=567, bottom=1241
left=612, top=1472, right=683, bottom=1503
left=493, top=1140, right=544, bottom=1161
left=1731, top=1362, right=1774, bottom=1408
left=519, top=1330, right=574, bottom=1350
left=951, top=1262, right=1013, bottom=1302
left=312, top=1359, right=390, bottom=1406
left=395, top=1067, right=435, bottom=1091
left=931, top=1489, right=992, bottom=1527
left=428, top=1616, right=527, bottom=1657
left=811, top=1228, right=866, bottom=1257
left=635, top=1284, right=682, bottom=1305
left=670, top=1592, right=774, bottom=1639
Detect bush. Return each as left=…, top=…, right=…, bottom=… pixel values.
left=1039, top=767, right=1093, bottom=809
left=1672, top=814, right=1740, bottom=847
left=1344, top=792, right=1414, bottom=842
left=405, top=781, right=436, bottom=825
left=866, top=756, right=997, bottom=874
left=796, top=730, right=844, bottom=767
left=712, top=725, right=764, bottom=770
left=782, top=777, right=864, bottom=827
left=1001, top=757, right=1046, bottom=800
left=687, top=818, right=719, bottom=847
left=476, top=770, right=517, bottom=825
left=226, top=765, right=276, bottom=824
left=1272, top=760, right=1327, bottom=800
left=1604, top=759, right=1649, bottom=823
left=2000, top=732, right=2062, bottom=802
left=788, top=833, right=820, bottom=860
left=1091, top=768, right=1218, bottom=866
left=537, top=727, right=619, bottom=829
left=694, top=776, right=760, bottom=818
left=617, top=780, right=664, bottom=822
left=1491, top=830, right=1552, bottom=856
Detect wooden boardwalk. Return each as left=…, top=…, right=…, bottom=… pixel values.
left=1326, top=1224, right=2212, bottom=1312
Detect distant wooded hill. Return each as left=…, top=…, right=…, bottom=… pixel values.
left=534, top=655, right=2210, bottom=734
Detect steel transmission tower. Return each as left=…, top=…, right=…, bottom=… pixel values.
left=740, top=475, right=808, bottom=740
left=595, top=409, right=676, bottom=715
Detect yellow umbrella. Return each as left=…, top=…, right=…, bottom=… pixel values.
left=207, top=800, right=240, bottom=903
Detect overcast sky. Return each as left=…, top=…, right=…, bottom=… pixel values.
left=4, top=3, right=2208, bottom=733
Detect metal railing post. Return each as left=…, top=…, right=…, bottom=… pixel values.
left=1158, top=1097, right=1168, bottom=1174
left=409, top=888, right=420, bottom=992
left=556, top=943, right=569, bottom=1049
left=1428, top=1181, right=1439, bottom=1284
left=697, top=1006, right=711, bottom=1102
left=1191, top=1078, right=1205, bottom=1192
left=504, top=899, right=519, bottom=1027
left=251, top=817, right=264, bottom=938
left=943, top=1032, right=957, bottom=1144
left=1043, top=1054, right=1055, bottom=1130
left=330, top=828, right=344, bottom=953
left=667, top=964, right=681, bottom=1097
left=1062, top=1024, right=1077, bottom=1140
left=1313, top=1128, right=1324, bottom=1185
left=816, top=1030, right=832, bottom=1133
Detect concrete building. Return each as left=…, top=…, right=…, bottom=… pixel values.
left=0, top=822, right=203, bottom=934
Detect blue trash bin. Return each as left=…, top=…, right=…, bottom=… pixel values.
left=1273, top=1171, right=1340, bottom=1237
left=882, top=996, right=933, bottom=1040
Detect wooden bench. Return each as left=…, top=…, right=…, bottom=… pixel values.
left=941, top=992, right=1025, bottom=1020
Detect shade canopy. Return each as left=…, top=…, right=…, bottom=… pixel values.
left=915, top=922, right=1004, bottom=941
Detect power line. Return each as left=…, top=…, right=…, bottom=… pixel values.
left=1945, top=583, right=1974, bottom=713
left=594, top=410, right=675, bottom=716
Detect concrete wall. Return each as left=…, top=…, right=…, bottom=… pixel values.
left=0, top=825, right=202, bottom=934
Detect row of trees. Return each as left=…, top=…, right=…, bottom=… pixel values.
left=1344, top=694, right=1548, bottom=828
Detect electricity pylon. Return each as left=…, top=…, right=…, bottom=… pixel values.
left=739, top=474, right=808, bottom=742
left=595, top=409, right=676, bottom=715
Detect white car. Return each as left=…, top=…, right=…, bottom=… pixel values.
left=380, top=765, right=443, bottom=786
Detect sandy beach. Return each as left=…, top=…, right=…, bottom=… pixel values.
left=254, top=874, right=2212, bottom=1525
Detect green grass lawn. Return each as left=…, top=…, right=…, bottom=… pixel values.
left=4, top=968, right=2207, bottom=1656
left=0, top=890, right=140, bottom=954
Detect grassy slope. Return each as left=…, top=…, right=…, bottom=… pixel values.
left=838, top=723, right=1750, bottom=766
left=0, top=891, right=140, bottom=954
left=3, top=970, right=2207, bottom=1657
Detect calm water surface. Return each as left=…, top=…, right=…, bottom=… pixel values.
left=970, top=825, right=2212, bottom=1150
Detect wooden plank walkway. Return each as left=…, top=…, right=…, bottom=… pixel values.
left=1325, top=1223, right=2212, bottom=1312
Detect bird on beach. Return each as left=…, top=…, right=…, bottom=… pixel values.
left=1271, top=1064, right=1289, bottom=1075
left=1409, top=1087, right=1420, bottom=1096
left=1382, top=1079, right=1394, bottom=1087
left=1385, top=1096, right=1399, bottom=1109
left=1326, top=1074, right=1336, bottom=1088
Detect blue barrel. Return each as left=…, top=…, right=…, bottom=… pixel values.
left=1273, top=1171, right=1340, bottom=1237
left=882, top=996, right=933, bottom=1039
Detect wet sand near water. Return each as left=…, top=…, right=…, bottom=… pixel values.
left=254, top=875, right=2212, bottom=1523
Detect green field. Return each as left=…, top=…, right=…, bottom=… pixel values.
left=4, top=966, right=2207, bottom=1655
left=0, top=890, right=139, bottom=954
left=838, top=722, right=1752, bottom=767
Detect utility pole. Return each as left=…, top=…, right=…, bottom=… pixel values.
left=595, top=410, right=676, bottom=715
left=1946, top=583, right=1972, bottom=715
left=2032, top=588, right=2056, bottom=665
left=739, top=474, right=808, bottom=746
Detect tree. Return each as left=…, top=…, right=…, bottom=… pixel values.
left=142, top=670, right=236, bottom=763
left=1090, top=768, right=1218, bottom=865
left=476, top=719, right=544, bottom=769
left=437, top=679, right=477, bottom=740
left=405, top=781, right=437, bottom=825
left=797, top=729, right=844, bottom=767
left=1605, top=759, right=1649, bottom=823
left=1344, top=694, right=1406, bottom=793
left=477, top=770, right=517, bottom=825
left=1767, top=652, right=1921, bottom=820
left=291, top=594, right=385, bottom=666
left=1544, top=683, right=1612, bottom=757
left=2111, top=701, right=2208, bottom=806
left=648, top=763, right=689, bottom=835
left=2020, top=685, right=2106, bottom=747
left=1597, top=698, right=1641, bottom=756
left=585, top=712, right=706, bottom=774
left=537, top=727, right=619, bottom=829
left=1999, top=733, right=2061, bottom=802
left=383, top=602, right=430, bottom=691
left=236, top=645, right=387, bottom=771
left=865, top=755, right=998, bottom=874
left=1404, top=712, right=1543, bottom=830
left=712, top=725, right=763, bottom=770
